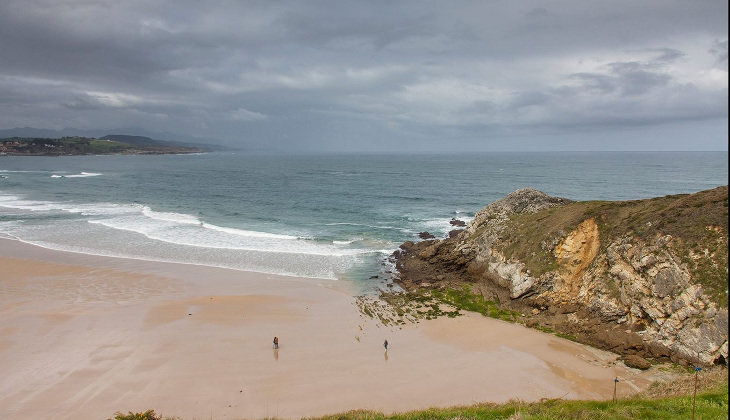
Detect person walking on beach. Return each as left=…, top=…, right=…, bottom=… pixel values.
left=273, top=336, right=279, bottom=349
left=384, top=339, right=388, bottom=351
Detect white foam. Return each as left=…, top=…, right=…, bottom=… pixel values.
left=0, top=221, right=21, bottom=233
left=68, top=172, right=102, bottom=178
left=0, top=192, right=375, bottom=277
left=63, top=203, right=140, bottom=217
left=88, top=214, right=367, bottom=257
left=7, top=236, right=340, bottom=280
left=0, top=194, right=65, bottom=212
left=0, top=194, right=140, bottom=216
left=51, top=172, right=102, bottom=178
left=0, top=194, right=330, bottom=251
left=203, top=222, right=297, bottom=240
left=420, top=218, right=452, bottom=230
left=333, top=239, right=360, bottom=245
left=0, top=194, right=326, bottom=254
left=141, top=206, right=201, bottom=225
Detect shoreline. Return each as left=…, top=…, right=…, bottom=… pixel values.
left=0, top=234, right=347, bottom=283
left=1, top=237, right=662, bottom=419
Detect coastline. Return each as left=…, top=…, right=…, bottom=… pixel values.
left=0, top=149, right=206, bottom=157
left=1, top=237, right=660, bottom=419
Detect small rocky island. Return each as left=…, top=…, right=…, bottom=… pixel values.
left=0, top=134, right=206, bottom=156
left=392, top=186, right=728, bottom=367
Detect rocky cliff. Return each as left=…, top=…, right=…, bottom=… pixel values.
left=394, top=187, right=728, bottom=366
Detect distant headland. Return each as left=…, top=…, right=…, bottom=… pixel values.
left=0, top=134, right=207, bottom=156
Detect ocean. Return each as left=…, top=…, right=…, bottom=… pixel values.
left=0, top=152, right=727, bottom=288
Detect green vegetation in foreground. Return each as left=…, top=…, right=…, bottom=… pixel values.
left=110, top=369, right=727, bottom=419
left=111, top=377, right=727, bottom=419
left=307, top=384, right=727, bottom=420
left=110, top=410, right=178, bottom=420
left=496, top=186, right=728, bottom=307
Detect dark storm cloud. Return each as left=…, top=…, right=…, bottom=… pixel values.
left=0, top=0, right=727, bottom=151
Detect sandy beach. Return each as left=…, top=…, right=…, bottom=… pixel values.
left=0, top=237, right=657, bottom=419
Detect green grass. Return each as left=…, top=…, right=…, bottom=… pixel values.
left=306, top=383, right=728, bottom=419
left=375, top=286, right=521, bottom=324
left=110, top=370, right=728, bottom=419
left=110, top=387, right=729, bottom=420
left=431, top=286, right=520, bottom=322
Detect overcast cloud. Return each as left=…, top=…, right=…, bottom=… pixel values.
left=0, top=0, right=727, bottom=151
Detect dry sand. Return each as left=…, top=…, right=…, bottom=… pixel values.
left=0, top=237, right=657, bottom=419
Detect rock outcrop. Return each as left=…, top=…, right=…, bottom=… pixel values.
left=394, top=187, right=729, bottom=366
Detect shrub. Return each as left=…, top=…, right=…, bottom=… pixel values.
left=110, top=410, right=162, bottom=420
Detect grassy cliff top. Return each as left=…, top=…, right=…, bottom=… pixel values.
left=494, top=186, right=728, bottom=307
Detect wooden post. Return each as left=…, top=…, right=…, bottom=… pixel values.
left=692, top=366, right=702, bottom=420
left=613, top=377, right=619, bottom=402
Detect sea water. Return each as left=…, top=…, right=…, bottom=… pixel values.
left=0, top=152, right=727, bottom=286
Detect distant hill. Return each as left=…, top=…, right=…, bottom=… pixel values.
left=101, top=134, right=170, bottom=147
left=100, top=134, right=215, bottom=151
left=0, top=127, right=227, bottom=150
left=0, top=136, right=205, bottom=156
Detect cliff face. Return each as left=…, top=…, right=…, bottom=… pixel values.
left=394, top=187, right=728, bottom=366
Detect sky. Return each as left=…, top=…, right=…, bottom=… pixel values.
left=0, top=0, right=727, bottom=152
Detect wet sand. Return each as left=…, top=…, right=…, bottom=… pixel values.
left=0, top=237, right=656, bottom=419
